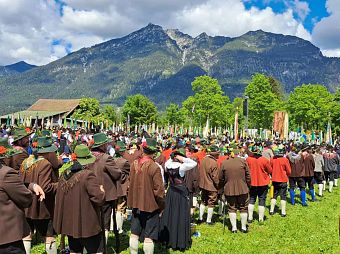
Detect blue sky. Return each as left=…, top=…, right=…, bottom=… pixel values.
left=0, top=0, right=339, bottom=65
left=243, top=0, right=329, bottom=32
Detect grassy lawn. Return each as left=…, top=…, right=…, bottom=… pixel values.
left=32, top=186, right=340, bottom=254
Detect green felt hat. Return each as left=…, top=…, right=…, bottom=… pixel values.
left=0, top=137, right=11, bottom=149
left=0, top=137, right=23, bottom=159
left=12, top=128, right=31, bottom=142
left=274, top=149, right=285, bottom=156
left=173, top=148, right=186, bottom=157
left=74, top=144, right=96, bottom=165
left=142, top=138, right=159, bottom=154
left=116, top=140, right=126, bottom=152
left=207, top=145, right=219, bottom=154
left=36, top=136, right=58, bottom=154
left=91, top=133, right=112, bottom=149
left=40, top=129, right=51, bottom=137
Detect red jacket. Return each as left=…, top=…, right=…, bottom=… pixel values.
left=246, top=156, right=272, bottom=186
left=271, top=157, right=291, bottom=183
left=217, top=155, right=229, bottom=168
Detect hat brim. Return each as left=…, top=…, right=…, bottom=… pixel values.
left=77, top=154, right=96, bottom=166
left=143, top=146, right=159, bottom=154
left=36, top=144, right=58, bottom=154
left=13, top=133, right=31, bottom=143
left=173, top=151, right=186, bottom=158
left=91, top=138, right=113, bottom=149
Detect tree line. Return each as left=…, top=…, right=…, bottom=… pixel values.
left=72, top=74, right=340, bottom=135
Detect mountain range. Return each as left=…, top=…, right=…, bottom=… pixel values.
left=1, top=23, right=340, bottom=115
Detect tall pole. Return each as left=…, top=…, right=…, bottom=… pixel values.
left=243, top=96, right=249, bottom=137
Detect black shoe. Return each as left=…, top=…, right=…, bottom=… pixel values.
left=206, top=222, right=214, bottom=226
left=232, top=230, right=237, bottom=233
left=241, top=229, right=248, bottom=233
left=281, top=214, right=286, bottom=217
left=197, top=219, right=203, bottom=224
left=269, top=211, right=274, bottom=215
left=247, top=219, right=253, bottom=224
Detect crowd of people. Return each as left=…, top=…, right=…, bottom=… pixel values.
left=0, top=125, right=339, bottom=254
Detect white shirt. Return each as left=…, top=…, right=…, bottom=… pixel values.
left=165, top=157, right=197, bottom=177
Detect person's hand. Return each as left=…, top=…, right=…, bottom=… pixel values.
left=175, top=155, right=184, bottom=162
left=100, top=185, right=105, bottom=193
left=32, top=184, right=45, bottom=201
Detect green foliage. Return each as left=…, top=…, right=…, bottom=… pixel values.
left=229, top=97, right=245, bottom=128
left=268, top=76, right=285, bottom=100
left=72, top=98, right=100, bottom=121
left=182, top=75, right=232, bottom=127
left=245, top=73, right=282, bottom=129
left=287, top=84, right=334, bottom=129
left=331, top=88, right=340, bottom=134
left=101, top=105, right=116, bottom=123
left=122, top=94, right=158, bottom=126
left=165, top=103, right=184, bottom=125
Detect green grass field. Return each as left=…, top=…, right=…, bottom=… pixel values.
left=32, top=186, right=340, bottom=254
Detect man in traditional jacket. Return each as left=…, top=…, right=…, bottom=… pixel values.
left=0, top=157, right=44, bottom=254
left=3, top=128, right=31, bottom=170
left=287, top=146, right=306, bottom=206
left=219, top=149, right=251, bottom=233
left=198, top=145, right=220, bottom=224
left=91, top=133, right=122, bottom=243
left=246, top=148, right=272, bottom=223
left=127, top=138, right=165, bottom=254
left=269, top=149, right=291, bottom=216
left=54, top=144, right=105, bottom=254
left=20, top=137, right=59, bottom=254
left=302, top=146, right=316, bottom=203
left=114, top=140, right=131, bottom=234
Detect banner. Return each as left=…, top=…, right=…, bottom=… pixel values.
left=273, top=111, right=289, bottom=140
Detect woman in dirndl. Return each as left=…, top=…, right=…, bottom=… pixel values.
left=160, top=148, right=197, bottom=250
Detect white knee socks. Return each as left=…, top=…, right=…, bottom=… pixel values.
left=129, top=235, right=139, bottom=254
left=280, top=200, right=286, bottom=216
left=116, top=211, right=124, bottom=234
left=334, top=179, right=338, bottom=187
left=199, top=204, right=205, bottom=220
left=258, top=206, right=265, bottom=222
left=240, top=213, right=248, bottom=230
left=143, top=240, right=154, bottom=254
left=248, top=204, right=255, bottom=221
left=23, top=240, right=31, bottom=254
left=323, top=180, right=326, bottom=191
left=229, top=212, right=237, bottom=231
left=206, top=207, right=214, bottom=223
left=218, top=200, right=225, bottom=215
left=45, top=241, right=57, bottom=254
left=318, top=183, right=323, bottom=196
left=270, top=199, right=276, bottom=213
left=105, top=230, right=109, bottom=245
left=329, top=181, right=334, bottom=192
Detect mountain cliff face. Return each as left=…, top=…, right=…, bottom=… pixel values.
left=1, top=23, right=339, bottom=114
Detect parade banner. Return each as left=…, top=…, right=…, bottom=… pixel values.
left=273, top=111, right=289, bottom=140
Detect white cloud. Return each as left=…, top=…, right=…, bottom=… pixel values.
left=312, top=0, right=340, bottom=56
left=171, top=0, right=311, bottom=40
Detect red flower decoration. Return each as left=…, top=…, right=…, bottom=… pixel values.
left=32, top=142, right=38, bottom=148
left=0, top=146, right=7, bottom=155
left=25, top=127, right=31, bottom=133
left=71, top=153, right=77, bottom=161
